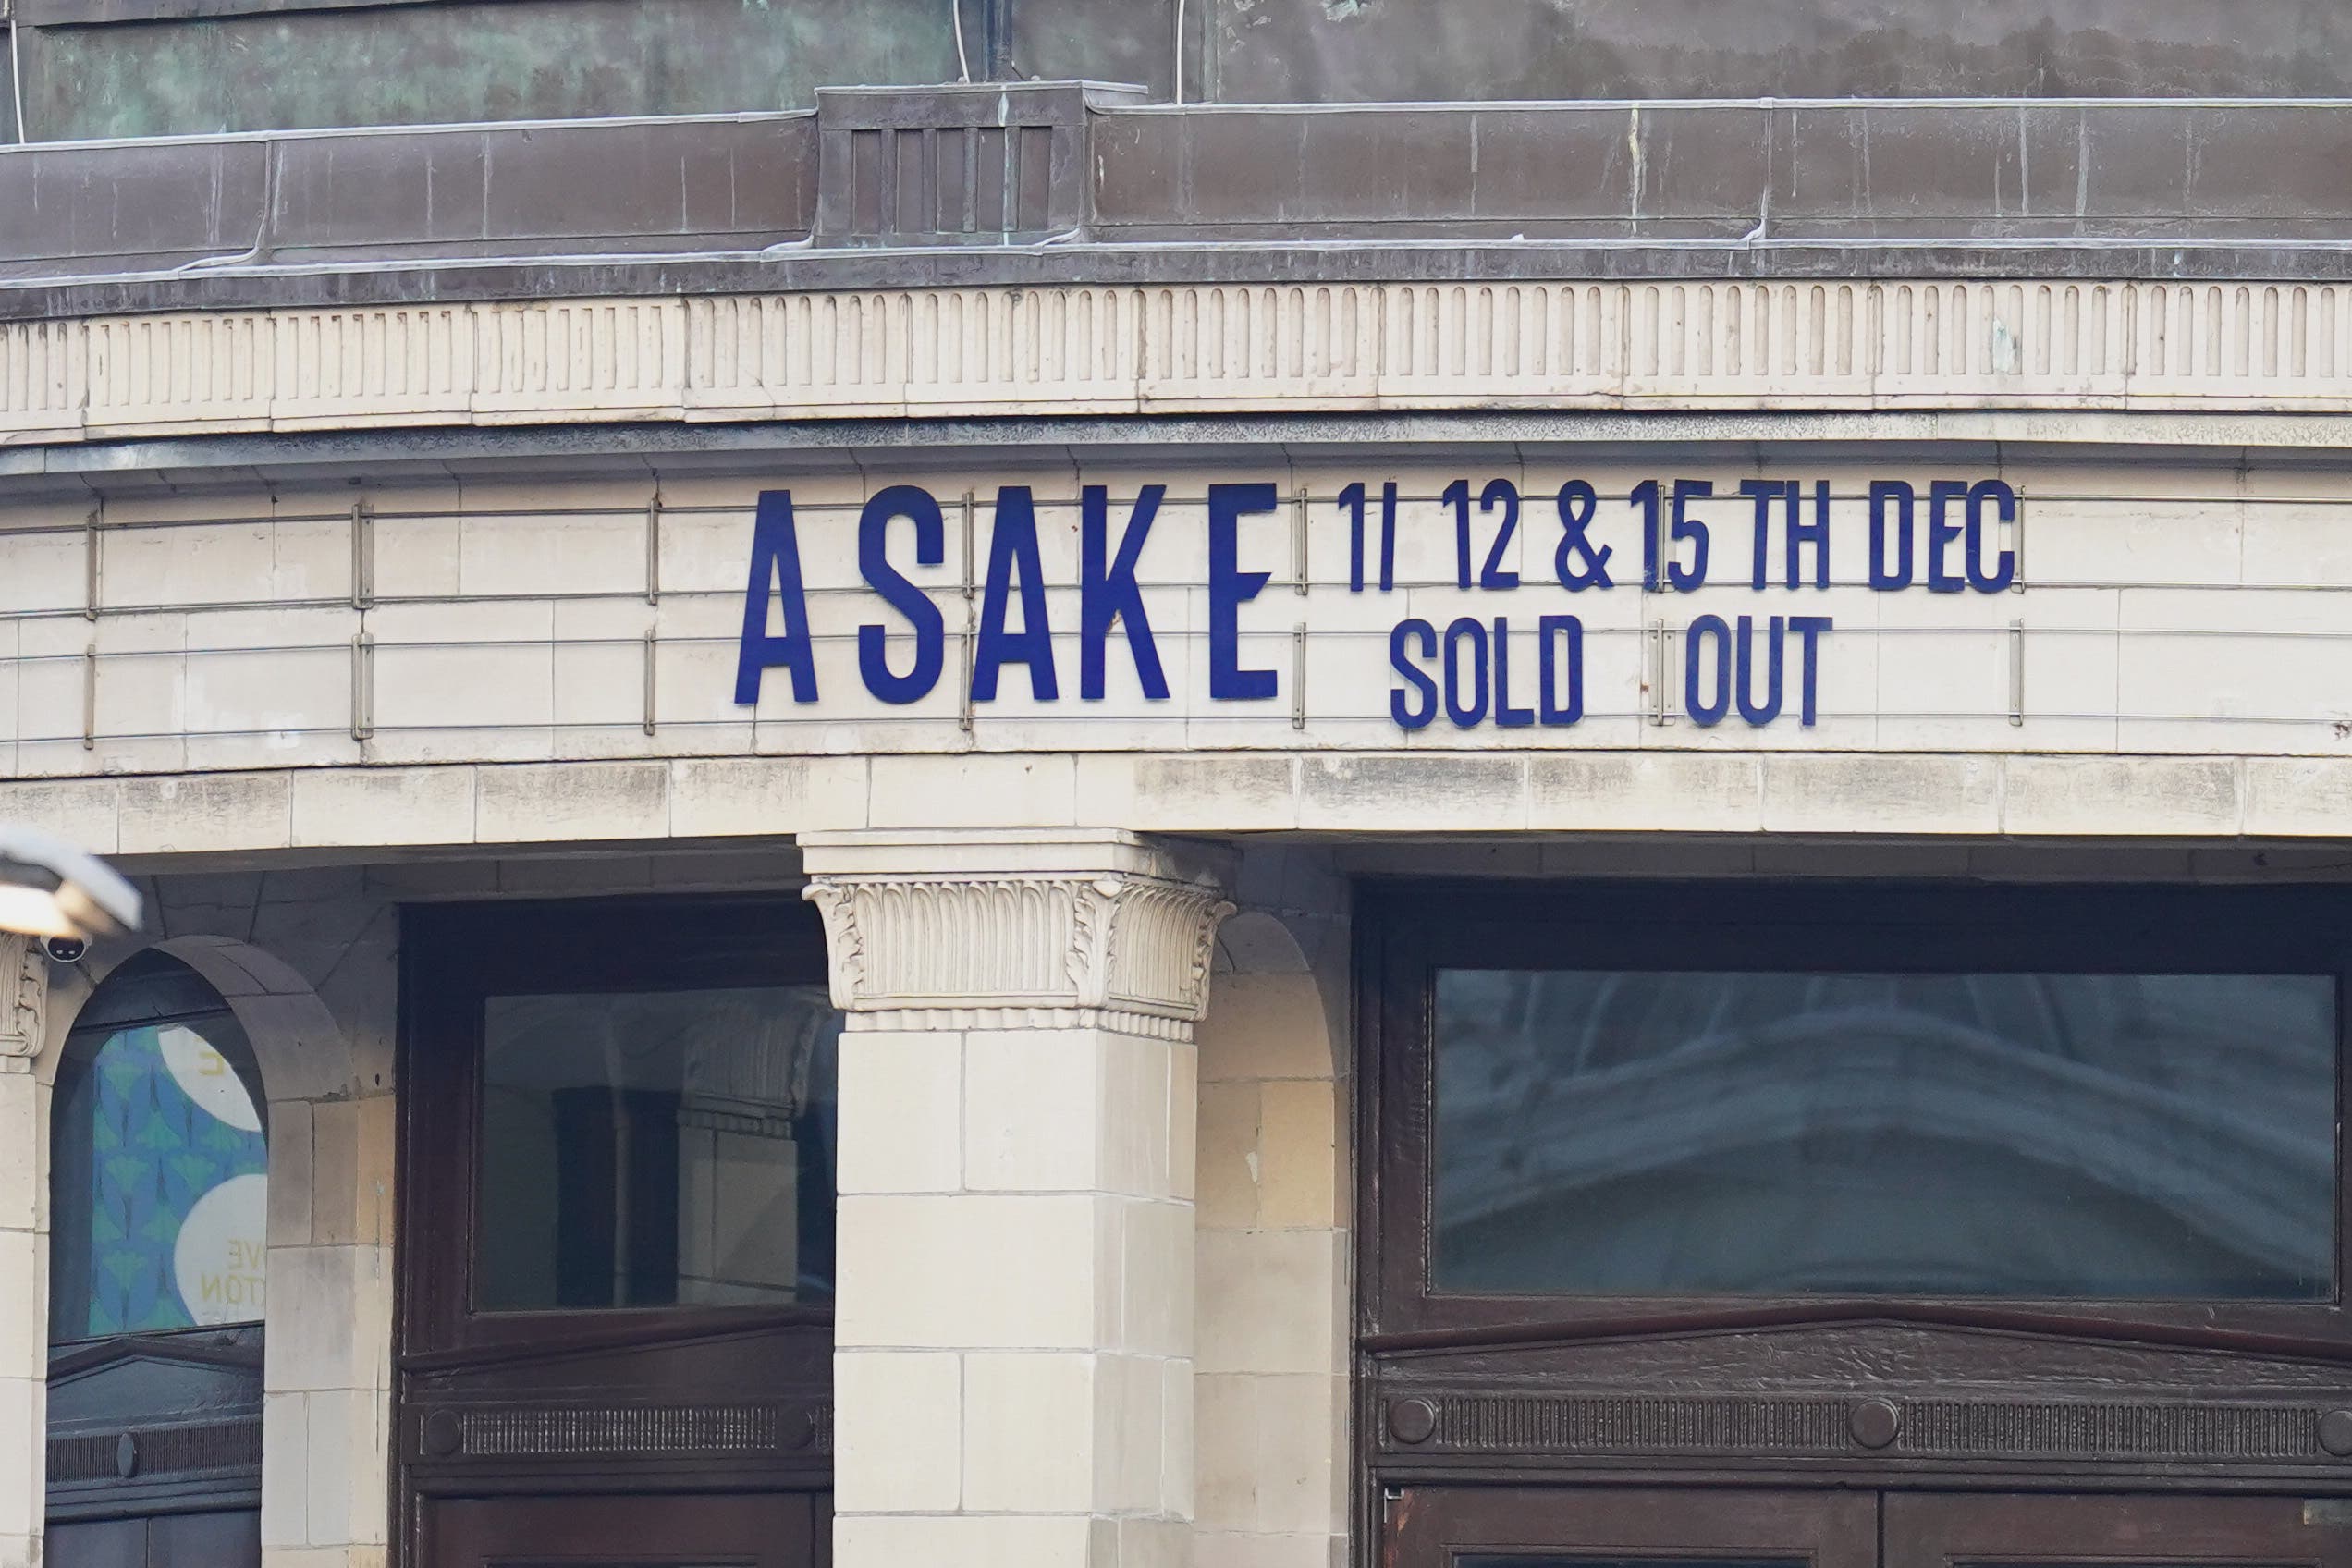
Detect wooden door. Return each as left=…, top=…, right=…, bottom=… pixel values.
left=426, top=1492, right=824, bottom=1568
left=1383, top=1487, right=1878, bottom=1568
left=1885, top=1493, right=2352, bottom=1568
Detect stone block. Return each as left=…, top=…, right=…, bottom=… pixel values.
left=2247, top=757, right=2352, bottom=837
left=1526, top=753, right=1762, bottom=833
left=0, top=1235, right=40, bottom=1383
left=668, top=755, right=868, bottom=838
left=1256, top=1080, right=1339, bottom=1231
left=260, top=1390, right=310, bottom=1548
left=1297, top=754, right=1525, bottom=832
left=836, top=1031, right=962, bottom=1195
left=963, top=1029, right=1102, bottom=1194
left=1194, top=1230, right=1339, bottom=1377
left=292, top=767, right=476, bottom=849
left=1114, top=1196, right=1194, bottom=1360
left=1193, top=1372, right=1343, bottom=1537
left=474, top=761, right=669, bottom=844
left=2001, top=754, right=2241, bottom=836
left=1199, top=974, right=1340, bottom=1085
left=1196, top=1081, right=1262, bottom=1231
left=1760, top=753, right=1998, bottom=835
left=1091, top=1352, right=1170, bottom=1515
left=0, top=778, right=119, bottom=852
left=118, top=772, right=292, bottom=854
left=268, top=1099, right=316, bottom=1248
left=868, top=753, right=1078, bottom=829
left=1076, top=753, right=1300, bottom=831
left=835, top=1515, right=1097, bottom=1568
left=264, top=1244, right=386, bottom=1394
left=0, top=1075, right=35, bottom=1238
left=834, top=1351, right=962, bottom=1513
left=962, top=1351, right=1097, bottom=1513
left=835, top=1193, right=1100, bottom=1351
left=0, top=1380, right=36, bottom=1540
left=310, top=1095, right=394, bottom=1249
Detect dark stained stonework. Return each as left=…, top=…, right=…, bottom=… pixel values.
left=12, top=0, right=2352, bottom=140
left=3, top=91, right=2352, bottom=319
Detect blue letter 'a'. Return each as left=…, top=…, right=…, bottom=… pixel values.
left=735, top=489, right=819, bottom=705
left=971, top=486, right=1060, bottom=702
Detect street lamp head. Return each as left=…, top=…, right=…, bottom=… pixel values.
left=0, top=824, right=142, bottom=942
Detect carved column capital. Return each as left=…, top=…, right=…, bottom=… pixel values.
left=0, top=935, right=46, bottom=1068
left=800, top=831, right=1235, bottom=1036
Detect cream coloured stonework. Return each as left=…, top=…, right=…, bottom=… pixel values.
left=1194, top=851, right=1352, bottom=1568
left=804, top=830, right=1231, bottom=1568
left=6, top=878, right=398, bottom=1568
left=0, top=937, right=46, bottom=1568
left=8, top=281, right=2352, bottom=446
left=9, top=456, right=2352, bottom=782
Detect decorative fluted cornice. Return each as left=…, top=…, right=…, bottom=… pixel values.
left=11, top=278, right=2352, bottom=450
left=800, top=832, right=1233, bottom=1035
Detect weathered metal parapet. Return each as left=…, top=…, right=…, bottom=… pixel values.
left=812, top=80, right=1147, bottom=247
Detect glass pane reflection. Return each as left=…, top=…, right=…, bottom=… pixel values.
left=1434, top=970, right=2336, bottom=1299
left=478, top=986, right=839, bottom=1311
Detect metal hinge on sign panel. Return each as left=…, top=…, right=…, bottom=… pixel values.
left=645, top=493, right=662, bottom=606
left=350, top=500, right=375, bottom=610
left=959, top=490, right=977, bottom=734
left=643, top=630, right=658, bottom=736
left=1292, top=487, right=1309, bottom=594
left=1292, top=623, right=1307, bottom=730
left=1647, top=619, right=1674, bottom=726
left=83, top=509, right=100, bottom=621
left=2008, top=619, right=2025, bottom=726
left=350, top=632, right=374, bottom=742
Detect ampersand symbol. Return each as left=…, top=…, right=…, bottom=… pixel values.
left=1553, top=480, right=1613, bottom=590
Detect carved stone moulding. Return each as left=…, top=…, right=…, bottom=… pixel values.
left=799, top=830, right=1234, bottom=1028
left=0, top=932, right=45, bottom=1065
left=1378, top=1391, right=2352, bottom=1466
left=409, top=1399, right=834, bottom=1464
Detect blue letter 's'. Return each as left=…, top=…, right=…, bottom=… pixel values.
left=1081, top=484, right=1170, bottom=701
left=858, top=485, right=946, bottom=705
left=971, top=486, right=1060, bottom=702
left=735, top=489, right=819, bottom=705
left=1208, top=482, right=1279, bottom=700
left=1389, top=619, right=1438, bottom=729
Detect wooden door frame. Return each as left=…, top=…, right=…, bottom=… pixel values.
left=1354, top=878, right=2352, bottom=1560
left=393, top=894, right=835, bottom=1568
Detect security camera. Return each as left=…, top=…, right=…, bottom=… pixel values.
left=41, top=935, right=87, bottom=965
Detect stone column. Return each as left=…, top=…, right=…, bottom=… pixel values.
left=0, top=937, right=49, bottom=1568
left=802, top=830, right=1232, bottom=1568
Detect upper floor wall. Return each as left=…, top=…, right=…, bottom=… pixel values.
left=10, top=0, right=2352, bottom=141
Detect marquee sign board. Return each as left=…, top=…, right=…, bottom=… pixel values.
left=734, top=470, right=2025, bottom=741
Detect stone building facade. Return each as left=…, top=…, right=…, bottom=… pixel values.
left=5, top=34, right=2352, bottom=1568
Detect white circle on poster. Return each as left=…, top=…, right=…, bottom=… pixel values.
left=173, top=1173, right=268, bottom=1325
left=159, top=1024, right=262, bottom=1132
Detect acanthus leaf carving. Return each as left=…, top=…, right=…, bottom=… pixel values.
left=0, top=934, right=45, bottom=1063
left=803, top=865, right=1231, bottom=1028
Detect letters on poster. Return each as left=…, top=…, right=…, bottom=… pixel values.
left=734, top=478, right=2018, bottom=730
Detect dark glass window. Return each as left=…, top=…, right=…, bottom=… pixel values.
left=49, top=958, right=268, bottom=1341
left=476, top=984, right=839, bottom=1311
left=1433, top=969, right=2336, bottom=1300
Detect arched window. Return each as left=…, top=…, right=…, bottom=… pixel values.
left=45, top=949, right=266, bottom=1568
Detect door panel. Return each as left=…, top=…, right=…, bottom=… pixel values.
left=1387, top=1488, right=1878, bottom=1568
left=1391, top=1489, right=2352, bottom=1568
left=1885, top=1493, right=2352, bottom=1568
left=427, top=1492, right=817, bottom=1568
